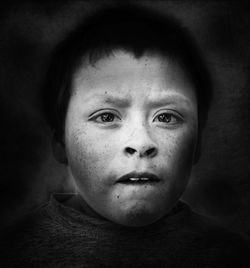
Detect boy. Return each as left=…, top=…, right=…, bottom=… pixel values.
left=2, top=4, right=249, bottom=267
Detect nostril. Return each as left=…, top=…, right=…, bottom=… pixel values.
left=145, top=148, right=157, bottom=157
left=125, top=147, right=136, bottom=155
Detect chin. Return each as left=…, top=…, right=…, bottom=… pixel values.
left=112, top=204, right=166, bottom=227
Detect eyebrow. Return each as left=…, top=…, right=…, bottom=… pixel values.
left=147, top=94, right=193, bottom=108
left=84, top=93, right=193, bottom=108
left=84, top=94, right=132, bottom=107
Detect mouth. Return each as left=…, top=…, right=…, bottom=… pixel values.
left=117, top=172, right=160, bottom=184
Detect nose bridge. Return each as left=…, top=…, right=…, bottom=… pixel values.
left=130, top=120, right=150, bottom=142
left=124, top=114, right=157, bottom=157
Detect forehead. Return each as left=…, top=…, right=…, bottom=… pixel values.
left=72, top=50, right=197, bottom=106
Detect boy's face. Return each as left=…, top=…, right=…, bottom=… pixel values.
left=64, top=50, right=198, bottom=226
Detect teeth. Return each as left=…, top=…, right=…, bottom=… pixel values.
left=129, top=177, right=149, bottom=182
left=129, top=178, right=140, bottom=181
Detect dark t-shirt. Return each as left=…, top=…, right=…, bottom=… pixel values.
left=1, top=194, right=249, bottom=267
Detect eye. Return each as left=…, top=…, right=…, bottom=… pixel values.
left=153, top=112, right=182, bottom=125
left=90, top=111, right=121, bottom=124
left=97, top=113, right=115, bottom=122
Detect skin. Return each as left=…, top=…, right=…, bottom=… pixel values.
left=63, top=50, right=198, bottom=227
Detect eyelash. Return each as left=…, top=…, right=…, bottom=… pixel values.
left=93, top=113, right=120, bottom=123
left=153, top=111, right=183, bottom=125
left=89, top=110, right=183, bottom=125
left=89, top=110, right=121, bottom=124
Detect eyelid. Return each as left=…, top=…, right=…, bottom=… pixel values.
left=88, top=109, right=121, bottom=120
left=152, top=109, right=184, bottom=121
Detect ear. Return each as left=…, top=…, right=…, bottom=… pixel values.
left=52, top=133, right=68, bottom=164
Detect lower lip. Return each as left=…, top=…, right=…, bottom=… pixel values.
left=115, top=181, right=161, bottom=194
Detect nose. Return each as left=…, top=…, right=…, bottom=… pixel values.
left=125, top=146, right=157, bottom=158
left=123, top=124, right=158, bottom=158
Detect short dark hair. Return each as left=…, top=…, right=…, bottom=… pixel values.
left=43, top=4, right=212, bottom=143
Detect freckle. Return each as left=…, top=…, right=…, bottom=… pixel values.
left=117, top=195, right=119, bottom=199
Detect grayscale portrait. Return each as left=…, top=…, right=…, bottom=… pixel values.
left=0, top=2, right=249, bottom=267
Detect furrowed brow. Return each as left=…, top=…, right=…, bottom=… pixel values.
left=147, top=94, right=193, bottom=108
left=85, top=94, right=131, bottom=107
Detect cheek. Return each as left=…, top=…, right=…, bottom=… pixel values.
left=65, top=126, right=115, bottom=185
left=160, top=128, right=197, bottom=173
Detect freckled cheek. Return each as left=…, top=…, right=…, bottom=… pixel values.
left=66, top=130, right=116, bottom=187
left=159, top=129, right=197, bottom=170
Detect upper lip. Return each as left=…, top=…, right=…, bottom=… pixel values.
left=117, top=172, right=160, bottom=183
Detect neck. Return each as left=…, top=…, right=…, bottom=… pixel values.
left=63, top=193, right=107, bottom=221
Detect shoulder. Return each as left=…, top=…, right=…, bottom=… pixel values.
left=179, top=201, right=250, bottom=267
left=0, top=195, right=78, bottom=266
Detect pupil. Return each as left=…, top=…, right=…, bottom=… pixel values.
left=102, top=113, right=113, bottom=122
left=159, top=114, right=171, bottom=123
